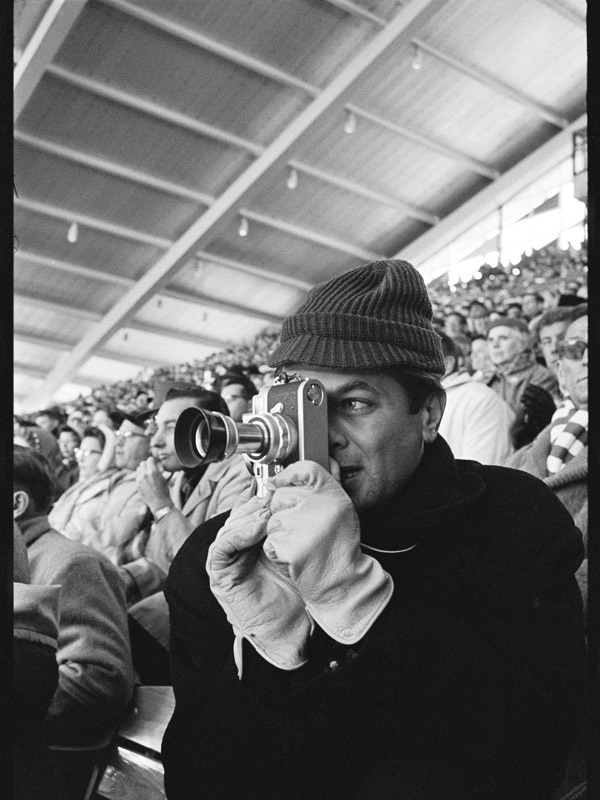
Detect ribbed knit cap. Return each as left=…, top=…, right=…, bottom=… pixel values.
left=268, top=259, right=445, bottom=376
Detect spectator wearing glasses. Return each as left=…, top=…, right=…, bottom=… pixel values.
left=48, top=425, right=117, bottom=546
left=49, top=418, right=152, bottom=569
left=506, top=305, right=588, bottom=615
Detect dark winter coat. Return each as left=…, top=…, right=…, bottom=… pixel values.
left=163, top=436, right=586, bottom=800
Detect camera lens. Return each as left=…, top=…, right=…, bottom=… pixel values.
left=175, top=407, right=232, bottom=467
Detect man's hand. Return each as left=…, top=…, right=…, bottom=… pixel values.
left=135, top=457, right=173, bottom=515
left=207, top=486, right=312, bottom=674
left=263, top=462, right=393, bottom=644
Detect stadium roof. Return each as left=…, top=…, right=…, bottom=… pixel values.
left=14, top=0, right=587, bottom=411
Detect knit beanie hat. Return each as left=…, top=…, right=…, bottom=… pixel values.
left=268, top=259, right=445, bottom=376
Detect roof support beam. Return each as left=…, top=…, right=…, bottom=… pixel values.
left=534, top=0, right=586, bottom=28
left=195, top=251, right=314, bottom=291
left=159, top=288, right=285, bottom=326
left=17, top=128, right=437, bottom=226
left=240, top=209, right=384, bottom=261
left=14, top=363, right=50, bottom=381
left=25, top=0, right=453, bottom=408
left=289, top=159, right=440, bottom=223
left=100, top=0, right=320, bottom=96
left=14, top=329, right=164, bottom=369
left=125, top=321, right=231, bottom=352
left=47, top=63, right=264, bottom=156
left=15, top=197, right=172, bottom=248
left=15, top=250, right=135, bottom=287
left=346, top=103, right=500, bottom=180
left=319, top=0, right=388, bottom=26
left=15, top=330, right=72, bottom=351
left=14, top=132, right=215, bottom=206
left=14, top=0, right=88, bottom=120
left=397, top=113, right=587, bottom=279
left=15, top=293, right=103, bottom=322
left=412, top=38, right=569, bottom=129
left=17, top=247, right=310, bottom=295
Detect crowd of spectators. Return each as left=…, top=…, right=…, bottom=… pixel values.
left=14, top=241, right=587, bottom=427
left=12, top=241, right=588, bottom=798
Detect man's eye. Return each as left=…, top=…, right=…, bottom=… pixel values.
left=340, top=398, right=370, bottom=413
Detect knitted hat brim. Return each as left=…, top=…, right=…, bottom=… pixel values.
left=269, top=333, right=444, bottom=374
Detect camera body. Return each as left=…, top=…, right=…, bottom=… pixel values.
left=174, top=374, right=329, bottom=496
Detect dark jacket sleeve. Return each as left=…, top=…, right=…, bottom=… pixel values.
left=163, top=475, right=586, bottom=800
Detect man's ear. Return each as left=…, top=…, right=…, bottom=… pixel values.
left=555, top=359, right=568, bottom=400
left=422, top=392, right=446, bottom=444
left=13, top=490, right=30, bottom=520
left=443, top=354, right=455, bottom=378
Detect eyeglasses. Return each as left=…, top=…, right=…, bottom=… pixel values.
left=74, top=448, right=102, bottom=459
left=116, top=431, right=147, bottom=442
left=144, top=418, right=157, bottom=436
left=558, top=339, right=588, bottom=361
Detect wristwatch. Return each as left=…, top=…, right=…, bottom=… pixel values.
left=153, top=505, right=174, bottom=521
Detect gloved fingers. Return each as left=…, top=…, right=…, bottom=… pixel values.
left=229, top=485, right=273, bottom=516
left=266, top=460, right=332, bottom=492
left=329, top=457, right=342, bottom=484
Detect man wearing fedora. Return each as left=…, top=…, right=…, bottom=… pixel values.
left=162, top=260, right=586, bottom=800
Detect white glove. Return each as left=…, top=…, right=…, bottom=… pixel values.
left=263, top=461, right=393, bottom=645
left=207, top=485, right=313, bottom=676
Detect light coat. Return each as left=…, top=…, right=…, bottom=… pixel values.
left=439, top=371, right=514, bottom=465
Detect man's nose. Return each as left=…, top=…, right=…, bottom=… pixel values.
left=327, top=417, right=348, bottom=451
left=151, top=430, right=164, bottom=448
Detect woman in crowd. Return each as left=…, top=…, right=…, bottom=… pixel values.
left=48, top=424, right=118, bottom=546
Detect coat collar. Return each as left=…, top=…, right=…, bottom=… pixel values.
left=359, top=435, right=486, bottom=551
left=19, top=514, right=52, bottom=547
left=442, top=371, right=475, bottom=390
left=170, top=461, right=229, bottom=514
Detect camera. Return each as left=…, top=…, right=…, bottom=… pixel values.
left=174, top=374, right=329, bottom=496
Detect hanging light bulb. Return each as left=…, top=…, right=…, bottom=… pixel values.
left=411, top=43, right=423, bottom=71
left=67, top=222, right=79, bottom=243
left=238, top=216, right=249, bottom=237
left=286, top=166, right=299, bottom=190
left=344, top=109, right=356, bottom=134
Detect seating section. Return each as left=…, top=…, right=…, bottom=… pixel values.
left=95, top=686, right=174, bottom=800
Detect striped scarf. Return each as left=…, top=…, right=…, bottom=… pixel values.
left=546, top=400, right=588, bottom=476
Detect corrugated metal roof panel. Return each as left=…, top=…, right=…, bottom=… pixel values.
left=170, top=260, right=309, bottom=318
left=103, top=327, right=224, bottom=366
left=133, top=295, right=274, bottom=344
left=18, top=77, right=255, bottom=195
left=207, top=225, right=367, bottom=286
left=14, top=142, right=206, bottom=239
left=55, top=2, right=312, bottom=143
left=14, top=207, right=165, bottom=281
left=14, top=258, right=125, bottom=315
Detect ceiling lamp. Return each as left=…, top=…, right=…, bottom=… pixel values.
left=286, top=166, right=299, bottom=190
left=411, top=43, right=423, bottom=71
left=67, top=221, right=79, bottom=243
left=238, top=216, right=249, bottom=237
left=344, top=109, right=356, bottom=134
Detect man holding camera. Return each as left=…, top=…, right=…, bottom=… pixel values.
left=163, top=260, right=586, bottom=800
